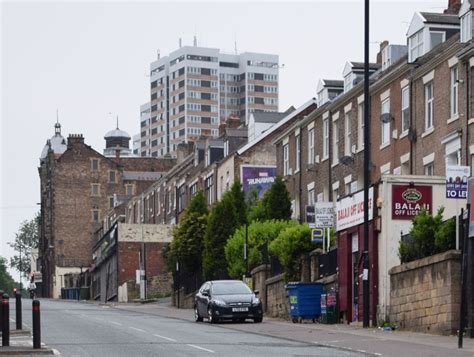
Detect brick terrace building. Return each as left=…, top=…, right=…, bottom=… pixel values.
left=38, top=124, right=175, bottom=298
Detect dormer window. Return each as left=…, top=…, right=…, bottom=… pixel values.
left=461, top=11, right=473, bottom=42
left=407, top=11, right=460, bottom=62
left=344, top=74, right=352, bottom=93
left=409, top=30, right=424, bottom=62
left=430, top=31, right=445, bottom=49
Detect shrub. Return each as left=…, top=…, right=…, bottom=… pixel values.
left=269, top=224, right=314, bottom=281
left=224, top=220, right=298, bottom=278
left=398, top=207, right=455, bottom=264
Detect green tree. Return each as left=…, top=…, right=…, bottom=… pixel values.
left=8, top=214, right=39, bottom=279
left=263, top=176, right=292, bottom=220
left=168, top=192, right=208, bottom=274
left=225, top=220, right=298, bottom=278
left=229, top=181, right=247, bottom=227
left=203, top=191, right=238, bottom=280
left=0, top=257, right=16, bottom=293
left=269, top=224, right=313, bottom=281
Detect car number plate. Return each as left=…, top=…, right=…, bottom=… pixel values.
left=232, top=307, right=248, bottom=312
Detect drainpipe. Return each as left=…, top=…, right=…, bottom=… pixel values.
left=299, top=129, right=303, bottom=224
left=465, top=60, right=470, bottom=166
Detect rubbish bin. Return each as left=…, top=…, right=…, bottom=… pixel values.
left=286, top=282, right=323, bottom=323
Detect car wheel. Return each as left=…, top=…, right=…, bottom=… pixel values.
left=254, top=316, right=263, bottom=323
left=208, top=306, right=218, bottom=324
left=194, top=305, right=203, bottom=322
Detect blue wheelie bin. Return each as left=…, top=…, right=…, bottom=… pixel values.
left=286, top=282, right=323, bottom=323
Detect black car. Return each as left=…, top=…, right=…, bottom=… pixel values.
left=194, top=280, right=263, bottom=323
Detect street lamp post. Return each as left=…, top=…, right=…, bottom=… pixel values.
left=363, top=0, right=371, bottom=328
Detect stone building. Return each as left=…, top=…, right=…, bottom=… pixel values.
left=38, top=123, right=175, bottom=298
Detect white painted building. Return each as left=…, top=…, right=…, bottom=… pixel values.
left=142, top=43, right=279, bottom=158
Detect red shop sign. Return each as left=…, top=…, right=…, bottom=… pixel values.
left=392, top=185, right=432, bottom=220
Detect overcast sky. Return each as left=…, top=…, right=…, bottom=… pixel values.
left=1, top=0, right=448, bottom=278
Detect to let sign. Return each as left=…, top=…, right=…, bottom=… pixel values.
left=445, top=165, right=470, bottom=199
left=392, top=185, right=432, bottom=220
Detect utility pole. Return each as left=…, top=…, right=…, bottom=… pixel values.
left=363, top=0, right=371, bottom=328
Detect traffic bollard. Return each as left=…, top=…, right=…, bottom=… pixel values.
left=2, top=293, right=10, bottom=347
left=0, top=290, right=3, bottom=333
left=15, top=292, right=22, bottom=330
left=32, top=300, right=41, bottom=349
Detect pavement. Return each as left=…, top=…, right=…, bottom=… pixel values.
left=2, top=297, right=474, bottom=356
left=0, top=326, right=56, bottom=356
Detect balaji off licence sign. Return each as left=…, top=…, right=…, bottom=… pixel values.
left=336, top=187, right=374, bottom=231
left=392, top=185, right=432, bottom=220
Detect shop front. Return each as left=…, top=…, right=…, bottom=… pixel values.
left=336, top=187, right=378, bottom=324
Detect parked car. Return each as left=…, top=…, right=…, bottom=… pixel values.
left=194, top=280, right=263, bottom=323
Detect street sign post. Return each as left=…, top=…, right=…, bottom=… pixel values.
left=311, top=228, right=324, bottom=244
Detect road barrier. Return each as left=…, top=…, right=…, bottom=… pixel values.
left=2, top=293, right=10, bottom=347
left=32, top=300, right=41, bottom=349
left=15, top=292, right=22, bottom=330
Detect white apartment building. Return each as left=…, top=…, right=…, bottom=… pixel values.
left=140, top=45, right=279, bottom=157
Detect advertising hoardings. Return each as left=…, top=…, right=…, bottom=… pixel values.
left=240, top=165, right=277, bottom=200
left=336, top=187, right=373, bottom=231
left=392, top=184, right=432, bottom=220
left=445, top=165, right=470, bottom=199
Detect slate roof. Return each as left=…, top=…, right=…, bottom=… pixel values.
left=420, top=12, right=460, bottom=25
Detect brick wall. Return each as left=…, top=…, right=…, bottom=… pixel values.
left=265, top=274, right=288, bottom=318
left=251, top=264, right=270, bottom=311
left=389, top=250, right=461, bottom=335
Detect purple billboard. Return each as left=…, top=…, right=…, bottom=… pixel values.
left=240, top=165, right=277, bottom=200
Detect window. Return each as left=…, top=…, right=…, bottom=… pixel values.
left=308, top=129, right=314, bottom=165
left=323, top=118, right=329, bottom=159
left=91, top=158, right=99, bottom=171
left=92, top=207, right=100, bottom=223
left=344, top=113, right=351, bottom=155
left=425, top=82, right=434, bottom=130
left=125, top=184, right=134, bottom=196
left=205, top=176, right=214, bottom=205
left=295, top=135, right=300, bottom=172
left=332, top=120, right=339, bottom=164
left=461, top=13, right=472, bottom=43
left=401, top=87, right=410, bottom=133
left=424, top=163, right=434, bottom=176
left=450, top=66, right=458, bottom=118
left=283, top=144, right=289, bottom=176
left=109, top=196, right=114, bottom=209
left=381, top=98, right=390, bottom=146
left=409, top=30, right=423, bottom=62
left=108, top=170, right=116, bottom=183
left=308, top=189, right=315, bottom=206
left=445, top=137, right=461, bottom=166
left=190, top=183, right=198, bottom=197
left=357, top=103, right=364, bottom=150
left=430, top=31, right=445, bottom=50
left=91, top=184, right=100, bottom=196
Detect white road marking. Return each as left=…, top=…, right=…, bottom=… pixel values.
left=153, top=334, right=177, bottom=342
left=129, top=327, right=147, bottom=333
left=109, top=321, right=122, bottom=326
left=187, top=344, right=215, bottom=353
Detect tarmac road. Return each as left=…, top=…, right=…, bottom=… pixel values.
left=16, top=299, right=363, bottom=357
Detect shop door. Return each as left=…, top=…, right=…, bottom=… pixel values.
left=351, top=233, right=359, bottom=322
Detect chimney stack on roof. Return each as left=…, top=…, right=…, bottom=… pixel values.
left=67, top=134, right=84, bottom=148
left=444, top=0, right=461, bottom=14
